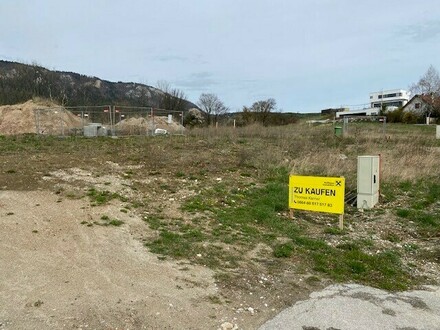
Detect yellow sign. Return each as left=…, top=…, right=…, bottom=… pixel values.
left=289, top=175, right=345, bottom=214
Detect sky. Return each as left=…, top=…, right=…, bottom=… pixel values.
left=1, top=0, right=440, bottom=113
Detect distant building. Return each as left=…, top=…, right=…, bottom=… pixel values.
left=402, top=94, right=440, bottom=122
left=321, top=107, right=349, bottom=116
left=335, top=108, right=379, bottom=118
left=332, top=88, right=410, bottom=118
left=369, top=89, right=410, bottom=109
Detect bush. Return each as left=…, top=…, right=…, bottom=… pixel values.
left=386, top=108, right=403, bottom=123
left=402, top=112, right=419, bottom=124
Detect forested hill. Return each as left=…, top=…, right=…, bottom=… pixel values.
left=0, top=60, right=197, bottom=110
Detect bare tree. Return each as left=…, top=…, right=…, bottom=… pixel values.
left=409, top=65, right=440, bottom=96
left=156, top=80, right=187, bottom=112
left=251, top=98, right=276, bottom=112
left=197, top=93, right=229, bottom=126
left=250, top=98, right=276, bottom=125
left=409, top=66, right=440, bottom=119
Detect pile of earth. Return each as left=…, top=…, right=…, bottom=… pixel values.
left=115, top=116, right=185, bottom=135
left=0, top=100, right=185, bottom=136
left=0, top=99, right=83, bottom=135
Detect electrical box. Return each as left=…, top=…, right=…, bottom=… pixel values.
left=84, top=124, right=98, bottom=137
left=84, top=123, right=107, bottom=137
left=357, top=155, right=380, bottom=209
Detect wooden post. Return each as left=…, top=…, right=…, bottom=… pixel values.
left=339, top=214, right=344, bottom=230
left=289, top=209, right=294, bottom=219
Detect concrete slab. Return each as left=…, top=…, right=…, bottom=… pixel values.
left=259, top=284, right=440, bottom=330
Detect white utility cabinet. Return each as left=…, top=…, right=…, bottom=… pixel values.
left=436, top=125, right=440, bottom=139
left=357, top=155, right=380, bottom=209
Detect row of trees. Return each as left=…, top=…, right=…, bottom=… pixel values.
left=194, top=94, right=299, bottom=127
left=182, top=92, right=289, bottom=127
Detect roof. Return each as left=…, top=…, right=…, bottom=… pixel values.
left=402, top=94, right=440, bottom=111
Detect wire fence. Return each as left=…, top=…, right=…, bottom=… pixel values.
left=34, top=105, right=185, bottom=137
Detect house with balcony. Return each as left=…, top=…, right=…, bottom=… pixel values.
left=334, top=88, right=410, bottom=118
left=369, top=89, right=410, bottom=109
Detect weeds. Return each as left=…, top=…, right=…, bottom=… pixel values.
left=108, top=219, right=124, bottom=226
left=273, top=243, right=294, bottom=258
left=394, top=180, right=440, bottom=237
left=87, top=188, right=123, bottom=206
left=1, top=122, right=439, bottom=292
left=150, top=166, right=416, bottom=290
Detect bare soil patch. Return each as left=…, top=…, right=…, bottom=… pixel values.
left=0, top=190, right=239, bottom=329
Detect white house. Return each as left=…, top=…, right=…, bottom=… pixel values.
left=369, top=89, right=410, bottom=109
left=402, top=94, right=439, bottom=123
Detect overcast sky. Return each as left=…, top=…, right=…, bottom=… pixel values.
left=1, top=0, right=440, bottom=112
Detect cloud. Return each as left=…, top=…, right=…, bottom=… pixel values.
left=154, top=55, right=189, bottom=63
left=153, top=54, right=208, bottom=66
left=401, top=20, right=440, bottom=42
left=174, top=72, right=218, bottom=90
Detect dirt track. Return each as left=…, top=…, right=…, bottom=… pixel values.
left=0, top=190, right=245, bottom=329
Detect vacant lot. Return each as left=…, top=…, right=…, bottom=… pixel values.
left=1, top=122, right=439, bottom=329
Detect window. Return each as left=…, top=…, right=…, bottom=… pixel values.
left=415, top=103, right=421, bottom=109
left=378, top=95, right=382, bottom=99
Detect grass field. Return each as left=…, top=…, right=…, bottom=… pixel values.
left=1, top=121, right=439, bottom=293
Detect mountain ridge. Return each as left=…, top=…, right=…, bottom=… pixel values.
left=0, top=60, right=197, bottom=111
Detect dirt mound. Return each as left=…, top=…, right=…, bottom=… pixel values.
left=0, top=100, right=83, bottom=135
left=0, top=101, right=185, bottom=136
left=115, top=116, right=185, bottom=135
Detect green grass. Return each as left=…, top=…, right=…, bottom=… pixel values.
left=273, top=242, right=294, bottom=258
left=96, top=214, right=124, bottom=227
left=324, top=227, right=346, bottom=235
left=147, top=229, right=202, bottom=258
left=145, top=167, right=415, bottom=290
left=108, top=219, right=124, bottom=226
left=394, top=181, right=440, bottom=237
left=87, top=188, right=125, bottom=206
left=307, top=241, right=410, bottom=290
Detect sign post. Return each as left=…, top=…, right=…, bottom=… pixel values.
left=289, top=175, right=345, bottom=229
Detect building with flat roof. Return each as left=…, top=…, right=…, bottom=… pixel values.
left=369, top=89, right=410, bottom=109
left=335, top=108, right=379, bottom=118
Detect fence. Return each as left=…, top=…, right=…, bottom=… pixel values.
left=34, top=105, right=185, bottom=137
left=336, top=116, right=387, bottom=137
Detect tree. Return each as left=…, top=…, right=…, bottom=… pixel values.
left=242, top=98, right=277, bottom=125
left=410, top=65, right=440, bottom=96
left=197, top=93, right=228, bottom=126
left=410, top=66, right=440, bottom=119
left=183, top=108, right=205, bottom=127
left=156, top=80, right=187, bottom=112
